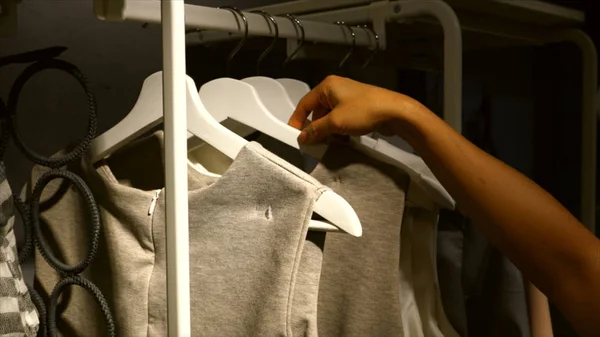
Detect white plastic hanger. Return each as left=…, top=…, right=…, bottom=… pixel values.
left=353, top=138, right=455, bottom=209
left=239, top=12, right=298, bottom=124
left=259, top=86, right=455, bottom=209
left=248, top=72, right=449, bottom=208
left=91, top=72, right=362, bottom=236
left=241, top=75, right=455, bottom=208
left=242, top=76, right=296, bottom=122
left=264, top=20, right=454, bottom=209
left=89, top=72, right=245, bottom=163
left=199, top=78, right=362, bottom=235
left=200, top=77, right=321, bottom=153
left=196, top=10, right=361, bottom=235
left=89, top=72, right=179, bottom=162
left=275, top=78, right=312, bottom=120
left=257, top=91, right=455, bottom=209
left=277, top=78, right=310, bottom=106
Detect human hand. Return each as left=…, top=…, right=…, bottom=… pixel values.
left=288, top=75, right=420, bottom=144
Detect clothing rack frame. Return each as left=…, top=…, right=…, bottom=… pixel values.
left=92, top=0, right=596, bottom=335
left=94, top=0, right=435, bottom=334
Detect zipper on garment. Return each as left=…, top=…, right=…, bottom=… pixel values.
left=148, top=189, right=162, bottom=216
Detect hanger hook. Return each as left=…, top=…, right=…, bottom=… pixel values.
left=335, top=21, right=356, bottom=70
left=219, top=6, right=248, bottom=76
left=283, top=14, right=305, bottom=67
left=251, top=10, right=279, bottom=76
left=359, top=25, right=379, bottom=69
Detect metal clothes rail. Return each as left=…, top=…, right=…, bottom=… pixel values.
left=192, top=0, right=464, bottom=134
left=96, top=1, right=377, bottom=48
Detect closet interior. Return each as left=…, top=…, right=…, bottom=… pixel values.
left=0, top=0, right=597, bottom=336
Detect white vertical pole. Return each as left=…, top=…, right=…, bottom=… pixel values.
left=161, top=1, right=191, bottom=336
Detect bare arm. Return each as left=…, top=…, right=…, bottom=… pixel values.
left=289, top=75, right=600, bottom=336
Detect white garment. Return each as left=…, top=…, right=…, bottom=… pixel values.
left=402, top=201, right=461, bottom=337
left=368, top=137, right=460, bottom=336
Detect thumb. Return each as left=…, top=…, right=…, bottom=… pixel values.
left=298, top=114, right=337, bottom=144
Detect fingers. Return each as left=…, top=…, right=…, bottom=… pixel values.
left=289, top=89, right=319, bottom=129
left=312, top=107, right=329, bottom=122
left=288, top=81, right=330, bottom=129
left=298, top=114, right=338, bottom=144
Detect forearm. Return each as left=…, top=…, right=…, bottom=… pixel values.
left=391, top=101, right=600, bottom=335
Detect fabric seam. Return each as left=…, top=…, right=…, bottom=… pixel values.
left=284, top=190, right=317, bottom=337
left=249, top=144, right=324, bottom=191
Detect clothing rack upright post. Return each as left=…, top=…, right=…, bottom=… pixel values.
left=93, top=0, right=387, bottom=334
left=161, top=1, right=191, bottom=336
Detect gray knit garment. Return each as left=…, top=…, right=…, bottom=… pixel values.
left=0, top=163, right=39, bottom=337
left=148, top=138, right=329, bottom=337
left=30, top=132, right=329, bottom=337
left=310, top=142, right=410, bottom=337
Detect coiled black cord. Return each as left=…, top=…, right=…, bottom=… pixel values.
left=6, top=59, right=98, bottom=169
left=48, top=275, right=115, bottom=337
left=0, top=52, right=114, bottom=337
left=30, top=169, right=100, bottom=275
left=28, top=284, right=47, bottom=337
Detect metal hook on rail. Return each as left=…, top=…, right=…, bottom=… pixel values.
left=335, top=21, right=356, bottom=70
left=283, top=14, right=305, bottom=67
left=251, top=10, right=279, bottom=76
left=218, top=6, right=248, bottom=76
left=357, top=25, right=379, bottom=69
